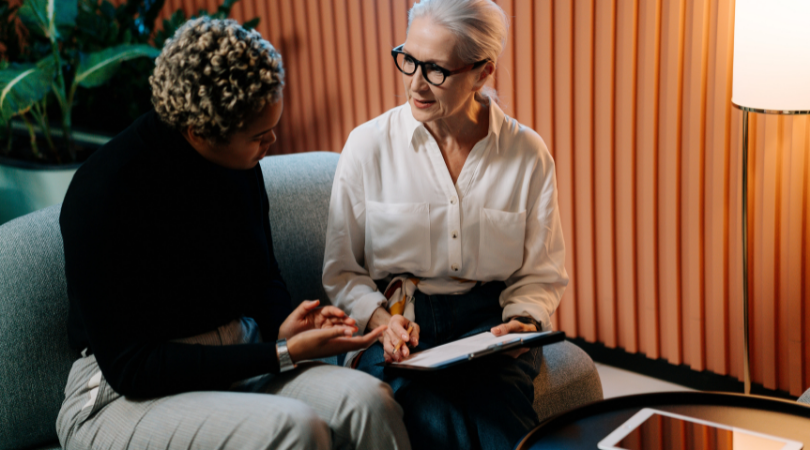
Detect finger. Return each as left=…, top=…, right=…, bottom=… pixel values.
left=314, top=326, right=354, bottom=340
left=327, top=315, right=356, bottom=327
left=490, top=323, right=512, bottom=336
left=383, top=334, right=396, bottom=357
left=409, top=322, right=421, bottom=347
left=386, top=329, right=406, bottom=359
left=382, top=331, right=404, bottom=362
left=319, top=306, right=346, bottom=318
left=292, top=299, right=320, bottom=319
left=389, top=317, right=411, bottom=343
left=364, top=325, right=387, bottom=342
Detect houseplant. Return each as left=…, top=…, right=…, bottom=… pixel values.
left=0, top=0, right=258, bottom=224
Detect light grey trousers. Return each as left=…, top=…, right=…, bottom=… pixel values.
left=56, top=319, right=411, bottom=450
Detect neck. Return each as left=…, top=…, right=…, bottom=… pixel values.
left=424, top=93, right=489, bottom=146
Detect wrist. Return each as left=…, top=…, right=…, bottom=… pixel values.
left=367, top=307, right=391, bottom=333
left=511, top=316, right=540, bottom=330
left=276, top=338, right=297, bottom=372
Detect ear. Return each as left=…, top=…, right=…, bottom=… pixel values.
left=182, top=126, right=203, bottom=145
left=473, top=61, right=495, bottom=90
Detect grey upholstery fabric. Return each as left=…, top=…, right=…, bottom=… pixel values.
left=260, top=152, right=339, bottom=306
left=0, top=205, right=75, bottom=450
left=534, top=341, right=604, bottom=421
left=0, top=152, right=602, bottom=450
left=799, top=388, right=810, bottom=405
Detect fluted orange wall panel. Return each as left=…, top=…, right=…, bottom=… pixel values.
left=142, top=0, right=810, bottom=396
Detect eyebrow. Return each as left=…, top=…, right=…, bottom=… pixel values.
left=401, top=47, right=450, bottom=66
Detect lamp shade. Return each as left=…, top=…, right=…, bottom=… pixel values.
left=732, top=0, right=810, bottom=112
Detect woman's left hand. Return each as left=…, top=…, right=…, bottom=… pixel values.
left=278, top=300, right=358, bottom=340
left=490, top=319, right=537, bottom=358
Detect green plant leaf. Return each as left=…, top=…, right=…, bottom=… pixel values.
left=0, top=59, right=56, bottom=121
left=74, top=44, right=159, bottom=88
left=242, top=17, right=259, bottom=30
left=18, top=0, right=78, bottom=40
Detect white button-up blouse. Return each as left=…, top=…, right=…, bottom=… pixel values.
left=322, top=100, right=568, bottom=335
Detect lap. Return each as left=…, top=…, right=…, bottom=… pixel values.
left=60, top=359, right=385, bottom=450
left=69, top=388, right=330, bottom=450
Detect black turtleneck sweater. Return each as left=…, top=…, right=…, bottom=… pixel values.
left=60, top=111, right=292, bottom=398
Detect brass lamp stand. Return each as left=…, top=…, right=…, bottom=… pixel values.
left=732, top=105, right=810, bottom=395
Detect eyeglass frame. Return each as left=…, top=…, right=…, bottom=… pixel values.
left=391, top=44, right=490, bottom=86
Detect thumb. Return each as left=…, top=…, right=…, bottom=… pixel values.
left=292, top=300, right=320, bottom=318
left=491, top=323, right=509, bottom=336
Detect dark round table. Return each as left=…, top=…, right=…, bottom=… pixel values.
left=516, top=391, right=810, bottom=449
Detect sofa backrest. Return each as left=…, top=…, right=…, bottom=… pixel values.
left=260, top=152, right=339, bottom=304
left=0, top=151, right=340, bottom=450
left=0, top=205, right=75, bottom=450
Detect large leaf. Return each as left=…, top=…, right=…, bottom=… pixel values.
left=0, top=58, right=56, bottom=121
left=18, top=0, right=78, bottom=39
left=75, top=44, right=159, bottom=88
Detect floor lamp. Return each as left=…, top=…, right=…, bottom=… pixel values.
left=731, top=0, right=810, bottom=395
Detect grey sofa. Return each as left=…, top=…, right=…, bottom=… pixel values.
left=0, top=152, right=603, bottom=450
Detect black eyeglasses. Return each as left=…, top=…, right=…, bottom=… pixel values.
left=391, top=44, right=489, bottom=86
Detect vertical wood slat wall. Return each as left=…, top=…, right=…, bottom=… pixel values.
left=153, top=0, right=810, bottom=396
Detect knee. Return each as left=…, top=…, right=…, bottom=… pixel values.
left=353, top=376, right=402, bottom=416
left=259, top=402, right=331, bottom=450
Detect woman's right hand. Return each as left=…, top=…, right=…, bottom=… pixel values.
left=286, top=325, right=387, bottom=363
left=367, top=308, right=421, bottom=363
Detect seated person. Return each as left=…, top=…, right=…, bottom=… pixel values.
left=322, top=0, right=568, bottom=449
left=57, top=17, right=410, bottom=450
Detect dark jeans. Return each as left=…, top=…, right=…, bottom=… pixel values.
left=355, top=281, right=542, bottom=450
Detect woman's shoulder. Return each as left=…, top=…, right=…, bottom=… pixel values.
left=497, top=113, right=552, bottom=162
left=343, top=104, right=412, bottom=155
left=348, top=104, right=412, bottom=143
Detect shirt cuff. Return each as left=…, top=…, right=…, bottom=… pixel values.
left=502, top=303, right=552, bottom=332
left=351, top=290, right=388, bottom=335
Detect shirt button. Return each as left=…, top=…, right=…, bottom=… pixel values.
left=452, top=231, right=458, bottom=239
left=450, top=197, right=457, bottom=205
left=451, top=264, right=459, bottom=271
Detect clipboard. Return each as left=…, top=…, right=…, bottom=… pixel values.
left=383, top=330, right=565, bottom=375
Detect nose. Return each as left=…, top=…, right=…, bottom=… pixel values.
left=409, top=65, right=430, bottom=92
left=263, top=131, right=277, bottom=149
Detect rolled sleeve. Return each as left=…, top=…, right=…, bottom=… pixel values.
left=322, top=132, right=387, bottom=333
left=500, top=153, right=569, bottom=331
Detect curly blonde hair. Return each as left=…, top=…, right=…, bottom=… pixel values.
left=150, top=17, right=285, bottom=141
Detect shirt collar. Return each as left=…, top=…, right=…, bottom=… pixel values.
left=405, top=95, right=506, bottom=152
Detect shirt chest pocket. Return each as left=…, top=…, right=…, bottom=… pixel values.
left=476, top=208, right=526, bottom=280
left=366, top=201, right=431, bottom=274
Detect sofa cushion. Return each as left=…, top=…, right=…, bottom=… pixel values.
left=0, top=205, right=75, bottom=450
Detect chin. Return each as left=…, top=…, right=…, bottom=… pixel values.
left=409, top=103, right=437, bottom=123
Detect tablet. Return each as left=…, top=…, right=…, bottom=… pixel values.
left=385, top=330, right=564, bottom=372
left=597, top=408, right=803, bottom=450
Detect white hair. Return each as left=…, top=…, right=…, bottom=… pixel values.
left=408, top=0, right=508, bottom=103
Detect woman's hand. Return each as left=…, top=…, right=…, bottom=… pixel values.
left=286, top=325, right=387, bottom=363
left=491, top=319, right=537, bottom=358
left=278, top=300, right=357, bottom=340
left=382, top=313, right=420, bottom=363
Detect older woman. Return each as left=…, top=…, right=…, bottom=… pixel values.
left=322, top=0, right=568, bottom=448
left=57, top=17, right=410, bottom=450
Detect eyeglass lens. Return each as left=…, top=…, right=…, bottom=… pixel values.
left=395, top=53, right=446, bottom=85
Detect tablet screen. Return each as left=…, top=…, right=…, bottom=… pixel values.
left=614, top=413, right=792, bottom=450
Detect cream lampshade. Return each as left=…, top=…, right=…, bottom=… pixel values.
left=732, top=0, right=810, bottom=112
left=731, top=0, right=810, bottom=396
